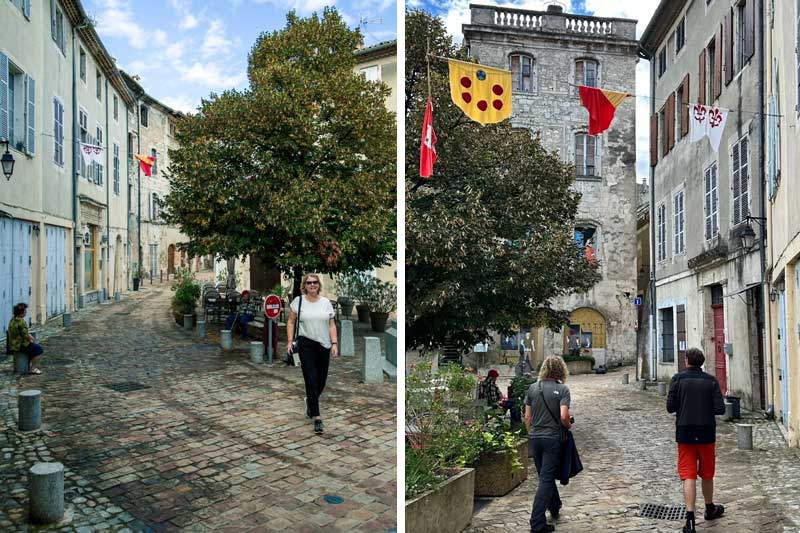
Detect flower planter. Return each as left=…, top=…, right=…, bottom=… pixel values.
left=132, top=278, right=140, bottom=291
left=472, top=439, right=529, bottom=497
left=356, top=304, right=371, bottom=323
left=566, top=360, right=593, bottom=375
left=370, top=311, right=389, bottom=332
left=339, top=299, right=354, bottom=319
left=174, top=312, right=197, bottom=326
left=406, top=468, right=475, bottom=533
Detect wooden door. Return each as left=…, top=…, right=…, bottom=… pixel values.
left=712, top=304, right=726, bottom=394
left=168, top=244, right=175, bottom=274
left=676, top=305, right=687, bottom=371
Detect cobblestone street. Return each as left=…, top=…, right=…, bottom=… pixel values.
left=0, top=285, right=396, bottom=532
left=466, top=369, right=800, bottom=533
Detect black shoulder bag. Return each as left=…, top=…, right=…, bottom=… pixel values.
left=538, top=382, right=569, bottom=444
left=286, top=296, right=302, bottom=366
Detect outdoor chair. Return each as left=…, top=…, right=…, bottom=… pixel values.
left=203, top=289, right=222, bottom=323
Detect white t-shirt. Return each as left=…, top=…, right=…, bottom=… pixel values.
left=290, top=296, right=335, bottom=348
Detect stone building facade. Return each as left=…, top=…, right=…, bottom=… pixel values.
left=764, top=0, right=800, bottom=445
left=641, top=0, right=766, bottom=410
left=463, top=5, right=639, bottom=366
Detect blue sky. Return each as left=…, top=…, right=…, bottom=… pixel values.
left=85, top=0, right=397, bottom=114
left=408, top=0, right=659, bottom=182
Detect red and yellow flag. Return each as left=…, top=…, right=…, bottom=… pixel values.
left=449, top=58, right=512, bottom=125
left=134, top=154, right=155, bottom=177
left=578, top=86, right=629, bottom=135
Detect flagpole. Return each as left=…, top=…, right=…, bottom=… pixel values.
left=426, top=35, right=431, bottom=101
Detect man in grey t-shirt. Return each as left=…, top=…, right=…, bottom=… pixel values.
left=524, top=357, right=572, bottom=533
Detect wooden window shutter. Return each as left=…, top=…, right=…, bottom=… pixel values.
left=698, top=50, right=706, bottom=105
left=724, top=10, right=734, bottom=85
left=660, top=104, right=668, bottom=156
left=650, top=113, right=658, bottom=166
left=745, top=0, right=755, bottom=62
left=668, top=93, right=676, bottom=151
left=714, top=28, right=722, bottom=100
left=681, top=74, right=690, bottom=137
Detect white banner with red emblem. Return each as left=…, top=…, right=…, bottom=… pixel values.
left=79, top=143, right=104, bottom=166
left=690, top=104, right=728, bottom=152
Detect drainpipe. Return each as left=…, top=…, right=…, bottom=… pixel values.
left=125, top=98, right=130, bottom=290
left=646, top=49, right=658, bottom=382
left=136, top=95, right=141, bottom=280
left=70, top=25, right=78, bottom=310
left=105, top=78, right=110, bottom=298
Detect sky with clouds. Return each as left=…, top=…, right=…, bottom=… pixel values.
left=86, top=0, right=397, bottom=115
left=409, top=0, right=661, bottom=182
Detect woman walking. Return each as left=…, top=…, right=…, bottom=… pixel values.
left=524, top=356, right=572, bottom=533
left=7, top=303, right=44, bottom=374
left=286, top=274, right=338, bottom=434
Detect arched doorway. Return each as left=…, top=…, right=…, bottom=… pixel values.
left=564, top=307, right=606, bottom=354
left=168, top=244, right=176, bottom=274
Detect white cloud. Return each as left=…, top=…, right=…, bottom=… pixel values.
left=180, top=14, right=199, bottom=29
left=92, top=0, right=147, bottom=49
left=202, top=19, right=235, bottom=58
left=251, top=0, right=337, bottom=16
left=178, top=61, right=247, bottom=88
left=160, top=94, right=199, bottom=114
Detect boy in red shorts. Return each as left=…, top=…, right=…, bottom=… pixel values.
left=666, top=348, right=726, bottom=533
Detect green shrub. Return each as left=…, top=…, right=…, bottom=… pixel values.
left=171, top=267, right=200, bottom=315
left=562, top=353, right=596, bottom=367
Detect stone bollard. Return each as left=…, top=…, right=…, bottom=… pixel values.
left=115, top=292, right=121, bottom=301
left=723, top=401, right=734, bottom=421
left=361, top=337, right=383, bottom=384
left=658, top=382, right=667, bottom=396
left=250, top=342, right=264, bottom=364
left=737, top=424, right=754, bottom=450
left=638, top=380, right=647, bottom=391
left=29, top=462, right=64, bottom=524
left=13, top=352, right=30, bottom=374
left=62, top=313, right=71, bottom=328
left=221, top=330, right=232, bottom=350
left=340, top=320, right=355, bottom=357
left=19, top=390, right=42, bottom=431
left=183, top=314, right=193, bottom=331
left=385, top=326, right=397, bottom=367
left=196, top=320, right=206, bottom=339
left=622, top=373, right=629, bottom=385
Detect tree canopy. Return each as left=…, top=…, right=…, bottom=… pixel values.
left=165, top=9, right=396, bottom=280
left=405, top=9, right=601, bottom=352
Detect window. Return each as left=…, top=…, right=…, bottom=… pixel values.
left=674, top=189, right=685, bottom=255
left=53, top=97, right=64, bottom=166
left=657, top=202, right=667, bottom=262
left=96, top=73, right=102, bottom=101
left=660, top=307, right=675, bottom=363
left=50, top=0, right=66, bottom=53
left=705, top=162, right=719, bottom=240
left=575, top=59, right=598, bottom=87
left=113, top=143, right=120, bottom=195
left=113, top=94, right=118, bottom=122
left=140, top=105, right=148, bottom=127
left=768, top=61, right=782, bottom=199
left=659, top=104, right=667, bottom=157
left=95, top=125, right=104, bottom=185
left=127, top=132, right=133, bottom=159
left=732, top=136, right=750, bottom=224
left=169, top=121, right=176, bottom=136
left=510, top=54, right=534, bottom=92
left=676, top=82, right=686, bottom=140
left=84, top=225, right=95, bottom=290
left=78, top=108, right=88, bottom=176
left=675, top=18, right=686, bottom=53
left=738, top=2, right=747, bottom=71
left=151, top=148, right=157, bottom=174
left=574, top=133, right=596, bottom=177
left=707, top=40, right=717, bottom=103
left=1, top=56, right=35, bottom=155
left=658, top=48, right=667, bottom=77
left=150, top=192, right=160, bottom=221
left=79, top=47, right=86, bottom=82
left=360, top=66, right=379, bottom=82
left=574, top=226, right=599, bottom=261
left=11, top=0, right=30, bottom=18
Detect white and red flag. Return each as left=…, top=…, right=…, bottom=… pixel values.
left=419, top=97, right=437, bottom=178
left=690, top=103, right=728, bottom=152
left=80, top=143, right=104, bottom=166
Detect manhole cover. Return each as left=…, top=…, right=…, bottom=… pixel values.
left=104, top=382, right=151, bottom=393
left=615, top=407, right=643, bottom=412
left=639, top=503, right=686, bottom=520
left=323, top=495, right=344, bottom=505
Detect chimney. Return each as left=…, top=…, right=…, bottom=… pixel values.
left=546, top=5, right=564, bottom=13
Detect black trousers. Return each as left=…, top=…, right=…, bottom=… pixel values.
left=298, top=336, right=331, bottom=418
left=530, top=437, right=562, bottom=531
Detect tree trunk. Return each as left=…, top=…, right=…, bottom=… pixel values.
left=292, top=267, right=303, bottom=299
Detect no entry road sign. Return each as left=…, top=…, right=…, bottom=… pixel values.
left=264, top=294, right=282, bottom=319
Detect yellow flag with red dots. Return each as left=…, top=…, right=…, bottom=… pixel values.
left=448, top=58, right=512, bottom=125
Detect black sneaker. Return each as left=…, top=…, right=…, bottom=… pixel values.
left=549, top=507, right=560, bottom=520
left=704, top=504, right=724, bottom=520
left=531, top=525, right=555, bottom=533
left=314, top=420, right=324, bottom=434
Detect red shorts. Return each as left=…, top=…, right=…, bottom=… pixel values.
left=677, top=443, right=716, bottom=480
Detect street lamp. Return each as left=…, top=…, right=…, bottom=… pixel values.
left=740, top=215, right=767, bottom=252
left=0, top=138, right=14, bottom=180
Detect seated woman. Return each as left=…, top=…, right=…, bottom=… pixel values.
left=7, top=303, right=44, bottom=374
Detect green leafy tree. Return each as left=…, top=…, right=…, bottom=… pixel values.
left=165, top=9, right=396, bottom=294
left=405, top=10, right=601, bottom=352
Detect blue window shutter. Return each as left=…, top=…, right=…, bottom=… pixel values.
left=26, top=75, right=35, bottom=154
left=0, top=52, right=8, bottom=141
left=23, top=0, right=31, bottom=19
left=50, top=0, right=56, bottom=41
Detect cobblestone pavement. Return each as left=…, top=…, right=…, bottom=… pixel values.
left=466, top=368, right=800, bottom=533
left=0, top=284, right=396, bottom=532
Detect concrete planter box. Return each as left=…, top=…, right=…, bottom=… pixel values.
left=174, top=312, right=197, bottom=326
left=472, top=439, right=529, bottom=497
left=406, top=468, right=475, bottom=533
left=566, top=360, right=593, bottom=375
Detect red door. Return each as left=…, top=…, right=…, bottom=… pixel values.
left=712, top=304, right=727, bottom=394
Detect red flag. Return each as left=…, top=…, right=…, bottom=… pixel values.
left=578, top=86, right=629, bottom=135
left=134, top=153, right=155, bottom=177
left=420, top=98, right=437, bottom=178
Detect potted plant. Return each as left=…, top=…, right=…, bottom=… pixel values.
left=368, top=279, right=396, bottom=332
left=469, top=414, right=528, bottom=497
left=170, top=267, right=200, bottom=325
left=352, top=273, right=373, bottom=323
left=132, top=262, right=144, bottom=291
left=335, top=273, right=357, bottom=319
